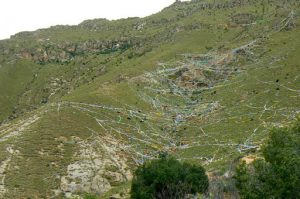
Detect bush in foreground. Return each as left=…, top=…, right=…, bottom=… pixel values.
left=130, top=156, right=209, bottom=199
left=234, top=120, right=300, bottom=198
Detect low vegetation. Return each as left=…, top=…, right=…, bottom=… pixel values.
left=131, top=156, right=208, bottom=199
left=235, top=119, right=300, bottom=198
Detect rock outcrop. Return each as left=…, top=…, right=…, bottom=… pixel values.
left=56, top=135, right=132, bottom=198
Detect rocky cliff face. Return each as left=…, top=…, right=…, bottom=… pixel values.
left=2, top=39, right=134, bottom=64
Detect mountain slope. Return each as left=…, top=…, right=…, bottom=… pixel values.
left=0, top=0, right=299, bottom=198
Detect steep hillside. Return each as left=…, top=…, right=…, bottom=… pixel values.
left=0, top=0, right=299, bottom=198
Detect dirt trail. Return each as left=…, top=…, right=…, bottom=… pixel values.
left=0, top=115, right=40, bottom=143
left=0, top=157, right=10, bottom=196
left=0, top=146, right=20, bottom=197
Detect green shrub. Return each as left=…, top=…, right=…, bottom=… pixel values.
left=83, top=193, right=98, bottom=199
left=234, top=120, right=300, bottom=199
left=130, top=156, right=209, bottom=199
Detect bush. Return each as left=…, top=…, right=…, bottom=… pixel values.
left=130, top=156, right=209, bottom=199
left=234, top=120, right=300, bottom=198
left=83, top=193, right=98, bottom=199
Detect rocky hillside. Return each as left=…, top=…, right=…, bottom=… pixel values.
left=0, top=0, right=299, bottom=198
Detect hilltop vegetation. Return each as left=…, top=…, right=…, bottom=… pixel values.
left=0, top=0, right=299, bottom=198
